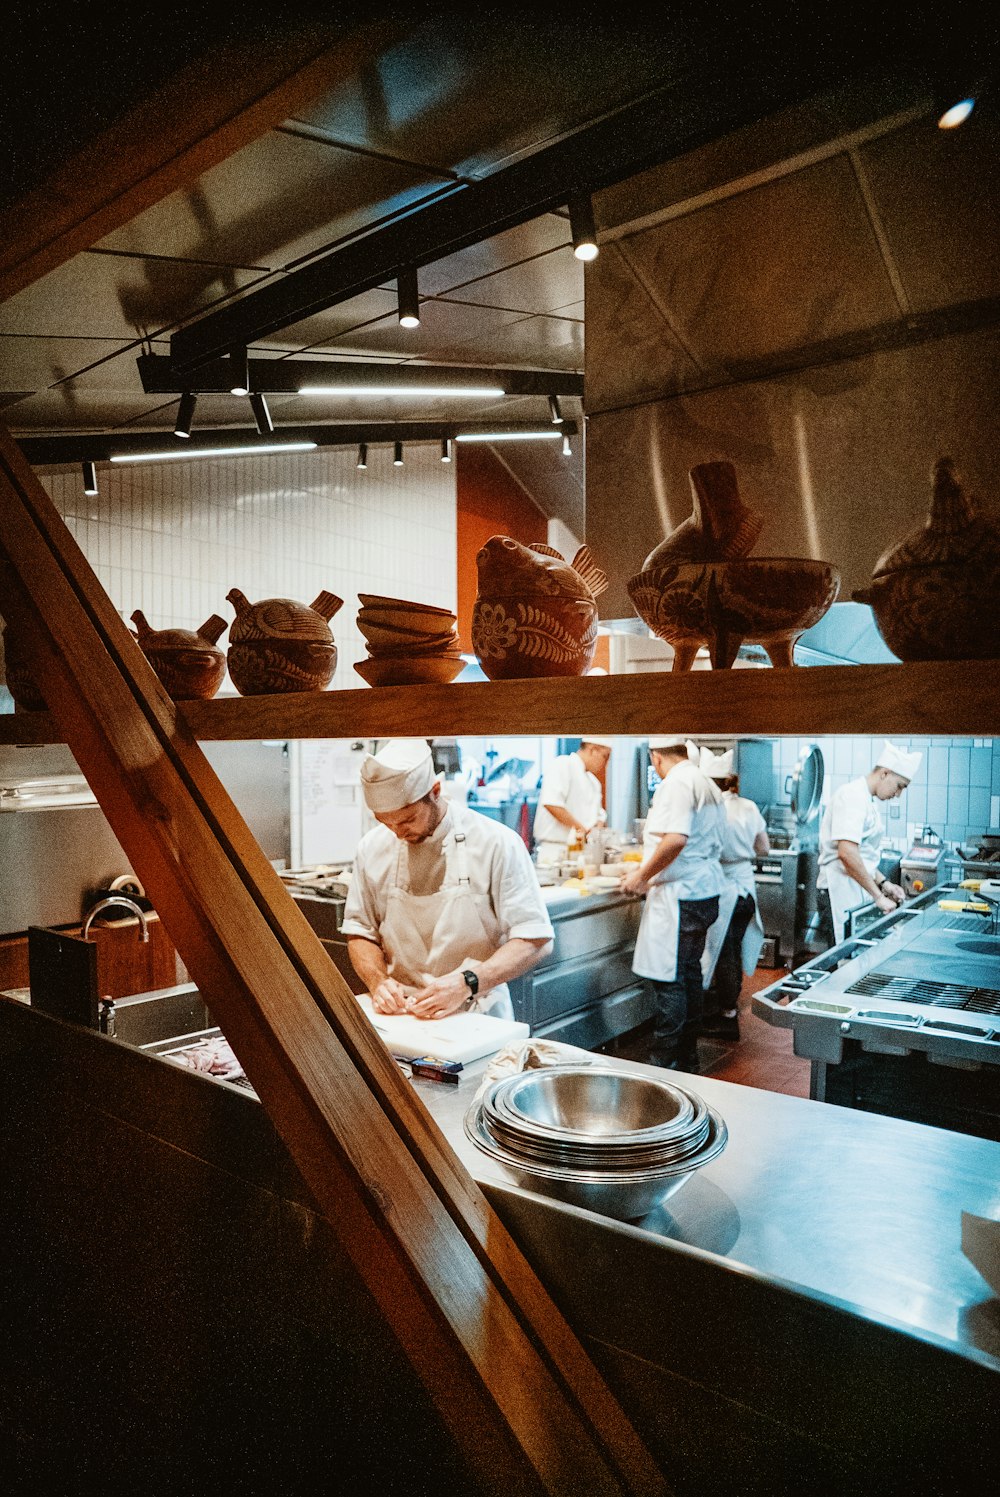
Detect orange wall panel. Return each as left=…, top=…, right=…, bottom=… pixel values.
left=456, top=446, right=548, bottom=651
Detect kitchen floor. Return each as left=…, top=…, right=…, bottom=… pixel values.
left=605, top=966, right=811, bottom=1098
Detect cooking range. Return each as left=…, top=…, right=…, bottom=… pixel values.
left=753, top=884, right=1000, bottom=1139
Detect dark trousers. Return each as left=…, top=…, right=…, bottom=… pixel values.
left=705, top=892, right=756, bottom=1018
left=649, top=896, right=719, bottom=1068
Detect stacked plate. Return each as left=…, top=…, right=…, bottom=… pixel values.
left=354, top=593, right=465, bottom=686
left=465, top=1064, right=727, bottom=1220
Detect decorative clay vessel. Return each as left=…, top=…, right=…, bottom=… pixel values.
left=130, top=610, right=228, bottom=701
left=1, top=619, right=47, bottom=711
left=628, top=558, right=840, bottom=669
left=226, top=588, right=342, bottom=695
left=853, top=457, right=1000, bottom=661
left=471, top=536, right=608, bottom=680
left=640, top=460, right=763, bottom=568
left=627, top=461, right=839, bottom=669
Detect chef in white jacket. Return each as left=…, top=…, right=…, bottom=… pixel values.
left=699, top=747, right=770, bottom=1040
left=532, top=738, right=613, bottom=866
left=621, top=734, right=729, bottom=1071
left=342, top=738, right=553, bottom=1020
left=816, top=740, right=922, bottom=944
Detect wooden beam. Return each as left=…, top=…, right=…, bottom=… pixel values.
left=0, top=424, right=669, bottom=1495
left=3, top=659, right=996, bottom=745
left=0, top=18, right=402, bottom=303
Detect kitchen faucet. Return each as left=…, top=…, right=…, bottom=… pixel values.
left=82, top=895, right=150, bottom=943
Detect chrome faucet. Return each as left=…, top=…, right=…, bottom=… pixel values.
left=82, top=896, right=150, bottom=943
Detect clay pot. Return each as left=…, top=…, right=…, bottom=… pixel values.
left=131, top=610, right=228, bottom=701
left=471, top=535, right=607, bottom=681
left=226, top=588, right=342, bottom=695
left=641, top=460, right=763, bottom=569
left=627, top=558, right=840, bottom=670
left=853, top=457, right=1000, bottom=662
left=1, top=619, right=47, bottom=711
left=472, top=595, right=599, bottom=679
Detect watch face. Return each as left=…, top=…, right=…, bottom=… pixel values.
left=463, top=969, right=478, bottom=994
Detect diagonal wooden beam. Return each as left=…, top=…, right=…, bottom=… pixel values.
left=0, top=421, right=670, bottom=1493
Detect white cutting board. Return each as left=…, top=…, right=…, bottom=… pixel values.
left=356, top=995, right=529, bottom=1063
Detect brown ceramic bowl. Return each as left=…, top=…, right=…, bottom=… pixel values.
left=354, top=652, right=466, bottom=687
left=358, top=617, right=459, bottom=651
left=357, top=593, right=455, bottom=616
left=627, top=557, right=840, bottom=670
left=366, top=636, right=461, bottom=659
left=358, top=606, right=458, bottom=636
left=471, top=595, right=598, bottom=680
left=228, top=639, right=338, bottom=694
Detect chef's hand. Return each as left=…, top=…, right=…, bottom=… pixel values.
left=407, top=971, right=471, bottom=1019
left=882, top=881, right=906, bottom=904
left=370, top=977, right=414, bottom=1015
left=874, top=890, right=897, bottom=915
left=620, top=869, right=649, bottom=896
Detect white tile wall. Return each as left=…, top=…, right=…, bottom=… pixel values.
left=41, top=447, right=458, bottom=692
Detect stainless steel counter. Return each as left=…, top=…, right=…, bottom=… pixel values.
left=421, top=1052, right=1000, bottom=1367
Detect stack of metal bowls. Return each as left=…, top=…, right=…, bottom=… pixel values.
left=465, top=1064, right=727, bottom=1220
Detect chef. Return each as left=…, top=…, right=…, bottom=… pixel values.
left=342, top=738, right=554, bottom=1020
left=699, top=747, right=770, bottom=1041
left=621, top=734, right=729, bottom=1071
left=532, top=737, right=613, bottom=866
left=816, top=740, right=923, bottom=944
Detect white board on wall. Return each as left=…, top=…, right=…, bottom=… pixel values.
left=290, top=739, right=373, bottom=866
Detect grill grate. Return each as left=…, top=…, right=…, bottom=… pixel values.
left=846, top=971, right=1000, bottom=1016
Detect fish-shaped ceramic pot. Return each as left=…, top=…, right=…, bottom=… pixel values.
left=131, top=610, right=228, bottom=701
left=226, top=588, right=342, bottom=695
left=471, top=536, right=608, bottom=680
left=853, top=456, right=1000, bottom=661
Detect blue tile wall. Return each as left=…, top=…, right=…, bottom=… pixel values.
left=767, top=735, right=999, bottom=858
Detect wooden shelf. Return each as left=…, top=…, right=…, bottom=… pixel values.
left=3, top=659, right=999, bottom=744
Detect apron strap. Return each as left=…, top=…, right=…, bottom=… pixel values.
left=452, top=831, right=471, bottom=886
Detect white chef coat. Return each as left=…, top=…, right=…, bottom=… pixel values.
left=701, top=791, right=766, bottom=978
left=632, top=761, right=731, bottom=982
left=533, top=751, right=606, bottom=865
left=342, top=802, right=553, bottom=1016
left=817, top=776, right=884, bottom=942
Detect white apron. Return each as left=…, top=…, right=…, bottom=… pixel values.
left=535, top=839, right=570, bottom=868
left=378, top=809, right=513, bottom=1019
left=701, top=861, right=763, bottom=981
left=633, top=874, right=735, bottom=984
left=826, top=809, right=884, bottom=944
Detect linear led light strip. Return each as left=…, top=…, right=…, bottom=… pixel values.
left=455, top=430, right=562, bottom=442
left=110, top=442, right=318, bottom=463
left=297, top=385, right=505, bottom=397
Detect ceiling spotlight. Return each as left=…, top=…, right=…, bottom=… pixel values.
left=440, top=436, right=452, bottom=463
left=548, top=394, right=564, bottom=425
left=82, top=461, right=98, bottom=496
left=174, top=391, right=197, bottom=439
left=229, top=346, right=250, bottom=396
left=249, top=392, right=274, bottom=436
left=562, top=432, right=573, bottom=456
left=569, top=193, right=598, bottom=262
left=356, top=442, right=368, bottom=470
left=397, top=267, right=420, bottom=329
left=393, top=440, right=404, bottom=466
left=936, top=92, right=977, bottom=128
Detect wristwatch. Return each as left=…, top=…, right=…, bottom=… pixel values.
left=461, top=969, right=479, bottom=1008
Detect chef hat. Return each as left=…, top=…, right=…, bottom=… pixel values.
left=360, top=738, right=438, bottom=812
left=648, top=735, right=700, bottom=762
left=579, top=736, right=616, bottom=749
left=700, top=746, right=735, bottom=779
left=875, top=740, right=922, bottom=782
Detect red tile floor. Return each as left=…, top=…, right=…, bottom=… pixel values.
left=607, top=967, right=811, bottom=1098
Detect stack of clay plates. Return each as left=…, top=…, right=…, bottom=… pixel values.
left=465, top=1064, right=727, bottom=1220
left=354, top=594, right=465, bottom=686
